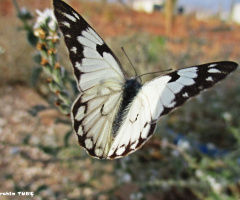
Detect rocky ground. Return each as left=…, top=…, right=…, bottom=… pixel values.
left=0, top=85, right=116, bottom=200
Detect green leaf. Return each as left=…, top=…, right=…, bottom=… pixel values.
left=22, top=134, right=31, bottom=145
left=27, top=104, right=48, bottom=116
left=17, top=9, right=33, bottom=21
left=27, top=31, right=38, bottom=46
left=64, top=129, right=73, bottom=147
left=33, top=53, right=42, bottom=64
left=70, top=78, right=79, bottom=96
left=30, top=66, right=42, bottom=87
left=38, top=145, right=60, bottom=156
left=35, top=185, right=48, bottom=193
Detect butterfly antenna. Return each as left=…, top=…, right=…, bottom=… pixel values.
left=137, top=68, right=172, bottom=79
left=121, top=47, right=138, bottom=77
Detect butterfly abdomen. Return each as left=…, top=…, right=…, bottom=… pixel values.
left=112, top=78, right=142, bottom=136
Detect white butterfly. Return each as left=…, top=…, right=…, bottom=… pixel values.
left=53, top=0, right=238, bottom=159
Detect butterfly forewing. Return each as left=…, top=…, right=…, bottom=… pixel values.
left=107, top=61, right=238, bottom=159
left=53, top=0, right=125, bottom=91
left=54, top=0, right=238, bottom=160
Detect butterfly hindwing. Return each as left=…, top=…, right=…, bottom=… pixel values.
left=107, top=61, right=237, bottom=159
left=107, top=92, right=157, bottom=159
left=72, top=85, right=123, bottom=158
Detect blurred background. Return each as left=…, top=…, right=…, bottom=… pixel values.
left=0, top=0, right=240, bottom=199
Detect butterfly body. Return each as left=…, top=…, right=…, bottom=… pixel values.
left=53, top=0, right=238, bottom=159
left=112, top=78, right=142, bottom=132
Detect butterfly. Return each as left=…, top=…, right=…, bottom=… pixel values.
left=53, top=0, right=238, bottom=160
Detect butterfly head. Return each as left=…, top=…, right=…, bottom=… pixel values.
left=124, top=77, right=142, bottom=98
